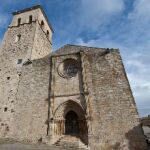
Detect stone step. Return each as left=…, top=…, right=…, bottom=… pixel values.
left=54, top=135, right=89, bottom=150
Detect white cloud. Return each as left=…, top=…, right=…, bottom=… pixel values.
left=128, top=0, right=150, bottom=23
left=125, top=51, right=150, bottom=99
left=79, top=0, right=125, bottom=29
left=127, top=72, right=150, bottom=116
left=75, top=36, right=120, bottom=48
left=75, top=0, right=150, bottom=117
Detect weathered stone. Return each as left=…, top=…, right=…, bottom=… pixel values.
left=0, top=5, right=148, bottom=150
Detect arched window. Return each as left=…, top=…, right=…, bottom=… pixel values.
left=15, top=34, right=21, bottom=42
left=41, top=20, right=44, bottom=30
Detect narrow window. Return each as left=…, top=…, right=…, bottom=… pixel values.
left=41, top=20, right=44, bottom=30
left=18, top=34, right=21, bottom=41
left=47, top=30, right=49, bottom=38
left=17, top=59, right=22, bottom=64
left=18, top=18, right=21, bottom=26
left=29, top=15, right=32, bottom=23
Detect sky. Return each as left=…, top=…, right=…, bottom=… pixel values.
left=0, top=0, right=150, bottom=117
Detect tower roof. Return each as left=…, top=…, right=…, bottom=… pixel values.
left=12, top=5, right=54, bottom=32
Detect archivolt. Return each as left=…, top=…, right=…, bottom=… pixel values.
left=54, top=100, right=85, bottom=120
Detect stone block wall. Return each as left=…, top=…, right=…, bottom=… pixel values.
left=0, top=23, right=36, bottom=139
left=81, top=48, right=147, bottom=150
left=12, top=57, right=50, bottom=142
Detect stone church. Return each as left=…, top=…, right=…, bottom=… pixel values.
left=0, top=5, right=147, bottom=150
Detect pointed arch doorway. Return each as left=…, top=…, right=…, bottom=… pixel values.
left=65, top=111, right=79, bottom=135
left=53, top=100, right=88, bottom=145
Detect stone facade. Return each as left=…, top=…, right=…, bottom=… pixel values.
left=0, top=5, right=148, bottom=150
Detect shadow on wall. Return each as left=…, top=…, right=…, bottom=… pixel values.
left=125, top=124, right=148, bottom=150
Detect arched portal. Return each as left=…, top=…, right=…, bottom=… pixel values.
left=65, top=111, right=79, bottom=134
left=52, top=100, right=88, bottom=145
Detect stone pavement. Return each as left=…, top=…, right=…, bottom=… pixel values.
left=0, top=141, right=88, bottom=150
left=0, top=143, right=60, bottom=150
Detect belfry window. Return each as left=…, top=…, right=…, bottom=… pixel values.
left=41, top=20, right=44, bottom=30
left=47, top=30, right=49, bottom=38
left=29, top=15, right=32, bottom=23
left=18, top=18, right=21, bottom=26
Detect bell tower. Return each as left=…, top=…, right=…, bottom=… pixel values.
left=0, top=5, right=53, bottom=139
left=1, top=5, right=53, bottom=62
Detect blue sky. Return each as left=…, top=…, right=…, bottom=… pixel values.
left=0, top=0, right=150, bottom=117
